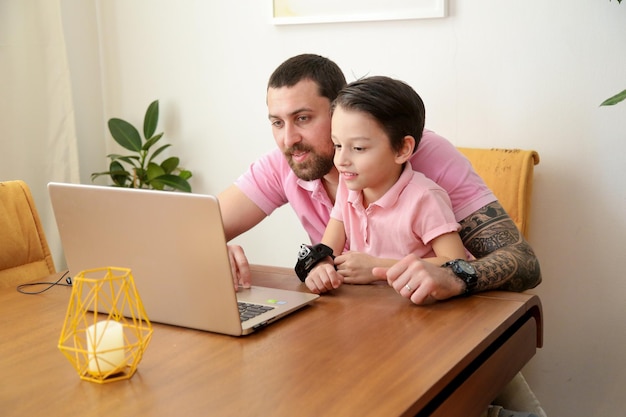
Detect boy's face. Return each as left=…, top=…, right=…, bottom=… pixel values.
left=267, top=79, right=335, bottom=181
left=331, top=105, right=405, bottom=203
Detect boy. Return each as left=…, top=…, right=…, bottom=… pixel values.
left=301, top=76, right=468, bottom=300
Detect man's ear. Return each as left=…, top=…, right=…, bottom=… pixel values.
left=395, top=135, right=415, bottom=164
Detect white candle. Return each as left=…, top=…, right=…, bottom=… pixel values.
left=86, top=320, right=126, bottom=375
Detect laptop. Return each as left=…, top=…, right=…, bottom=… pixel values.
left=47, top=182, right=319, bottom=336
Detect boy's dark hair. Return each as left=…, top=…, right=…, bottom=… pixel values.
left=268, top=54, right=347, bottom=102
left=331, top=76, right=426, bottom=154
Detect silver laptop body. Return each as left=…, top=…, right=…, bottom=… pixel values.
left=48, top=182, right=318, bottom=336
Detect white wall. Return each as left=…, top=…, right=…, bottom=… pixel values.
left=58, top=1, right=626, bottom=415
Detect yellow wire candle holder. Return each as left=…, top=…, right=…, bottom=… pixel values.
left=58, top=267, right=153, bottom=383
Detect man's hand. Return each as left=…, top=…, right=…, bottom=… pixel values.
left=334, top=251, right=389, bottom=284
left=372, top=254, right=465, bottom=305
left=227, top=244, right=252, bottom=291
left=305, top=261, right=343, bottom=294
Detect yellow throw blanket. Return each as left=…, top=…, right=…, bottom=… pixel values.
left=457, top=148, right=540, bottom=238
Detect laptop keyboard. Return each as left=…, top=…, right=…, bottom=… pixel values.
left=238, top=302, right=275, bottom=322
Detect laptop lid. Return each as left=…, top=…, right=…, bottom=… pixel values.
left=47, top=182, right=318, bottom=336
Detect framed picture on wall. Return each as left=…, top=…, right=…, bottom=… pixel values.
left=272, top=0, right=447, bottom=25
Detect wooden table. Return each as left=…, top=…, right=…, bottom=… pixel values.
left=0, top=265, right=542, bottom=417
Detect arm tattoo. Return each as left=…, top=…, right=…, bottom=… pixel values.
left=458, top=202, right=542, bottom=292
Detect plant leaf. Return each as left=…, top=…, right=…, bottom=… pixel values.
left=146, top=162, right=165, bottom=182
left=91, top=160, right=132, bottom=182
left=90, top=171, right=110, bottom=181
left=600, top=89, right=626, bottom=106
left=144, top=100, right=159, bottom=139
left=178, top=169, right=193, bottom=180
left=160, top=156, right=180, bottom=174
left=108, top=118, right=142, bottom=151
left=107, top=153, right=140, bottom=161
left=110, top=160, right=130, bottom=187
left=142, top=132, right=164, bottom=151
left=150, top=174, right=192, bottom=192
left=108, top=154, right=140, bottom=166
left=147, top=143, right=172, bottom=164
left=91, top=169, right=131, bottom=179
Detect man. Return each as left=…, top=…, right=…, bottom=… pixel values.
left=219, top=53, right=546, bottom=417
left=218, top=53, right=541, bottom=305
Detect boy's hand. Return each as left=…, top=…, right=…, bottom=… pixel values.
left=305, top=261, right=343, bottom=294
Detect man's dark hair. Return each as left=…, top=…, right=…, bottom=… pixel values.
left=268, top=54, right=347, bottom=102
left=331, top=76, right=426, bottom=154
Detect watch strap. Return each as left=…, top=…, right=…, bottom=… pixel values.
left=295, top=243, right=335, bottom=282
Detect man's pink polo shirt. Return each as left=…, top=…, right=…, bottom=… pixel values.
left=234, top=130, right=495, bottom=244
left=331, top=164, right=460, bottom=259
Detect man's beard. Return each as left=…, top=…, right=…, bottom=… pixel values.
left=285, top=145, right=335, bottom=181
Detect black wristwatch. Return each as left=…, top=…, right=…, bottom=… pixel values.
left=295, top=243, right=335, bottom=282
left=442, top=259, right=478, bottom=295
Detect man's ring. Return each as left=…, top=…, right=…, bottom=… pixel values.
left=405, top=284, right=412, bottom=292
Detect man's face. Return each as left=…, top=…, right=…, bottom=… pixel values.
left=267, top=79, right=335, bottom=181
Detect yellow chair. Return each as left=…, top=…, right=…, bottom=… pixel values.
left=0, top=180, right=56, bottom=288
left=457, top=148, right=540, bottom=238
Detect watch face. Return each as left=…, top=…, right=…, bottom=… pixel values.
left=457, top=260, right=476, bottom=275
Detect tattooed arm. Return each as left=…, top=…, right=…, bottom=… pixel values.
left=372, top=201, right=541, bottom=305
left=459, top=201, right=541, bottom=292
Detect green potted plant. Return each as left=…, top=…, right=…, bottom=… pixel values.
left=601, top=0, right=624, bottom=106
left=91, top=100, right=193, bottom=192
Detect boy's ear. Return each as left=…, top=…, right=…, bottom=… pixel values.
left=395, top=135, right=415, bottom=163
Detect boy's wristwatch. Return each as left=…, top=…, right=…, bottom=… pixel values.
left=295, top=243, right=335, bottom=282
left=442, top=259, right=478, bottom=295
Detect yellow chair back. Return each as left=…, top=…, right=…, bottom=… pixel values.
left=457, top=148, right=540, bottom=238
left=0, top=180, right=56, bottom=288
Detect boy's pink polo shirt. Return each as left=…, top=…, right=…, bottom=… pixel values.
left=331, top=164, right=460, bottom=259
left=234, top=130, right=495, bottom=244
